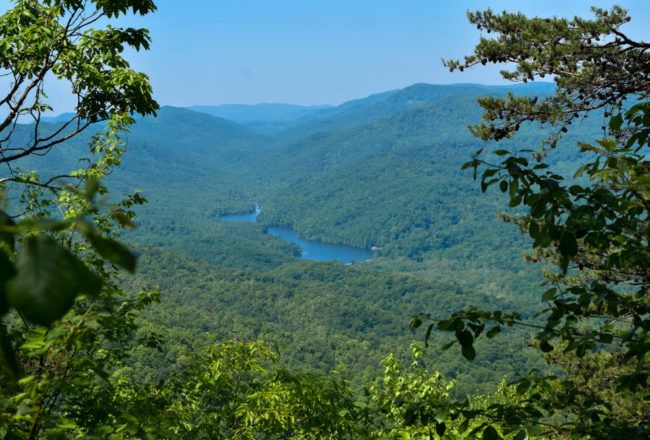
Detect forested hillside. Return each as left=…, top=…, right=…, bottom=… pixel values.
left=3, top=2, right=648, bottom=437
left=8, top=81, right=604, bottom=343
left=8, top=80, right=605, bottom=323
left=86, top=83, right=596, bottom=301
left=107, top=82, right=602, bottom=391
left=125, top=245, right=544, bottom=396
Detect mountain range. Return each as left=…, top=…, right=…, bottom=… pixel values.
left=8, top=82, right=604, bottom=390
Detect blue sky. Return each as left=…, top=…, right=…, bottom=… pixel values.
left=2, top=1, right=650, bottom=109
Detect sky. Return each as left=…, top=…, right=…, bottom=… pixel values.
left=2, top=0, right=650, bottom=110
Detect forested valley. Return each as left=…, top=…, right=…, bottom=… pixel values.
left=0, top=1, right=648, bottom=439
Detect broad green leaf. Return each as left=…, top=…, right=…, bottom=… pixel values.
left=0, top=211, right=15, bottom=251
left=527, top=425, right=543, bottom=436
left=541, top=288, right=557, bottom=302
left=483, top=425, right=501, bottom=440
left=558, top=233, right=577, bottom=257
left=513, top=430, right=527, bottom=440
left=509, top=179, right=519, bottom=197
left=457, top=329, right=473, bottom=347
left=0, top=251, right=16, bottom=316
left=540, top=341, right=554, bottom=353
left=7, top=235, right=102, bottom=326
left=517, top=379, right=531, bottom=395
left=596, top=138, right=617, bottom=151
left=441, top=340, right=456, bottom=350
left=84, top=176, right=100, bottom=200
left=609, top=113, right=623, bottom=131
left=461, top=344, right=476, bottom=360
left=486, top=326, right=500, bottom=339
left=87, top=234, right=136, bottom=272
left=0, top=323, right=20, bottom=380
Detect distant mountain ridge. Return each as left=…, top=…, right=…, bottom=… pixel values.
left=188, top=103, right=332, bottom=122
left=187, top=103, right=333, bottom=134
left=277, top=82, right=556, bottom=139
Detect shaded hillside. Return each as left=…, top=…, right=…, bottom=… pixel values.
left=128, top=106, right=269, bottom=158
left=7, top=106, right=266, bottom=180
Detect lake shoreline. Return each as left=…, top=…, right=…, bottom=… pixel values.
left=219, top=203, right=374, bottom=263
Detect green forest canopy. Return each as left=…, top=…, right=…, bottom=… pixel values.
left=0, top=1, right=648, bottom=439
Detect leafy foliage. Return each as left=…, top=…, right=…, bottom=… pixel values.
left=0, top=0, right=158, bottom=163
left=410, top=5, right=650, bottom=438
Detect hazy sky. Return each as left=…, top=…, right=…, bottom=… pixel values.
left=2, top=0, right=650, bottom=110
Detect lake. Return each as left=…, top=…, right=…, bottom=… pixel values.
left=266, top=226, right=373, bottom=263
left=219, top=204, right=373, bottom=263
left=219, top=203, right=260, bottom=222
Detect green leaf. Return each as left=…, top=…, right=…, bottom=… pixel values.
left=483, top=425, right=501, bottom=440
left=527, top=425, right=543, bottom=436
left=461, top=344, right=476, bottom=360
left=513, top=430, right=527, bottom=440
left=410, top=316, right=422, bottom=329
left=424, top=323, right=434, bottom=347
left=540, top=341, right=554, bottom=352
left=7, top=235, right=102, bottom=326
left=517, top=379, right=531, bottom=395
left=558, top=233, right=578, bottom=257
left=434, top=408, right=449, bottom=424
left=441, top=340, right=456, bottom=350
left=486, top=326, right=501, bottom=339
left=436, top=422, right=446, bottom=437
left=541, top=287, right=557, bottom=302
left=559, top=256, right=569, bottom=274
left=87, top=234, right=136, bottom=272
left=0, top=211, right=15, bottom=251
left=84, top=176, right=100, bottom=201
left=509, top=194, right=522, bottom=207
left=459, top=417, right=469, bottom=433
left=457, top=329, right=473, bottom=347
left=0, top=251, right=16, bottom=316
left=509, top=179, right=519, bottom=197
left=0, top=323, right=20, bottom=380
left=437, top=318, right=456, bottom=331
left=596, top=138, right=617, bottom=152
left=609, top=113, right=623, bottom=131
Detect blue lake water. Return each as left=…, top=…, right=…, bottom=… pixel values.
left=219, top=203, right=260, bottom=222
left=266, top=227, right=373, bottom=263
left=219, top=203, right=373, bottom=263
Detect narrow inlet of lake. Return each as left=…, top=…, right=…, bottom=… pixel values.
left=219, top=204, right=373, bottom=263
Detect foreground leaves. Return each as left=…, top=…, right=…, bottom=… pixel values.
left=415, top=5, right=650, bottom=439
left=7, top=235, right=102, bottom=327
